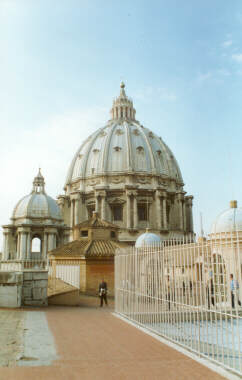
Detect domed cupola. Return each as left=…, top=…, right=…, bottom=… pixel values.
left=210, top=200, right=242, bottom=235
left=60, top=83, right=194, bottom=243
left=135, top=229, right=162, bottom=248
left=2, top=170, right=70, bottom=262
left=12, top=169, right=63, bottom=224
left=65, top=82, right=183, bottom=188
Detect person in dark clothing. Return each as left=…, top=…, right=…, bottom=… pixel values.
left=230, top=273, right=241, bottom=309
left=207, top=278, right=215, bottom=309
left=99, top=279, right=108, bottom=307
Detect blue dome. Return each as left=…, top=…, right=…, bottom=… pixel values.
left=135, top=230, right=162, bottom=248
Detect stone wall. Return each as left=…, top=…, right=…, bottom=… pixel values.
left=0, top=272, right=23, bottom=308
left=22, top=271, right=48, bottom=306
left=0, top=270, right=48, bottom=308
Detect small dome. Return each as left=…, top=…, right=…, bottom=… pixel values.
left=135, top=229, right=162, bottom=248
left=211, top=200, right=242, bottom=234
left=12, top=170, right=62, bottom=223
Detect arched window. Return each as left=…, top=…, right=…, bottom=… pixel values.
left=31, top=237, right=41, bottom=253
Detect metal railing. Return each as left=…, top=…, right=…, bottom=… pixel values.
left=115, top=233, right=242, bottom=376
left=47, top=260, right=80, bottom=296
left=0, top=259, right=47, bottom=271
left=0, top=258, right=80, bottom=296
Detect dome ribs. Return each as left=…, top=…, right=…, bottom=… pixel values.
left=136, top=123, right=156, bottom=174
left=102, top=122, right=117, bottom=174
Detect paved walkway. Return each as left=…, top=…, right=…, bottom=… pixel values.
left=0, top=297, right=227, bottom=380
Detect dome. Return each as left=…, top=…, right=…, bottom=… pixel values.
left=135, top=229, right=162, bottom=248
left=211, top=200, right=242, bottom=234
left=12, top=169, right=62, bottom=223
left=65, top=83, right=183, bottom=188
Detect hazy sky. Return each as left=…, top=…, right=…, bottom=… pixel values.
left=1, top=0, right=242, bottom=248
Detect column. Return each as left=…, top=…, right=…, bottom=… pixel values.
left=95, top=195, right=99, bottom=214
left=101, top=195, right=106, bottom=220
left=187, top=197, right=194, bottom=232
left=74, top=198, right=79, bottom=226
left=190, top=207, right=193, bottom=232
left=126, top=193, right=131, bottom=229
left=118, top=106, right=121, bottom=119
left=133, top=195, right=138, bottom=229
left=51, top=234, right=55, bottom=251
left=178, top=197, right=184, bottom=230
left=2, top=234, right=6, bottom=260
left=48, top=234, right=53, bottom=251
left=26, top=233, right=31, bottom=259
left=17, top=232, right=21, bottom=259
left=3, top=233, right=9, bottom=260
left=163, top=196, right=167, bottom=230
left=19, top=233, right=23, bottom=259
left=43, top=233, right=48, bottom=259
left=70, top=200, right=74, bottom=228
left=79, top=193, right=84, bottom=222
left=183, top=202, right=187, bottom=232
left=20, top=233, right=27, bottom=260
left=156, top=191, right=162, bottom=230
left=53, top=234, right=57, bottom=250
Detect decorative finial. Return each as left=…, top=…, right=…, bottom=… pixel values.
left=230, top=200, right=237, bottom=208
left=38, top=167, right=43, bottom=177
left=32, top=168, right=45, bottom=194
left=110, top=81, right=136, bottom=121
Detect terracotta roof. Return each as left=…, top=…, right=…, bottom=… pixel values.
left=50, top=240, right=89, bottom=256
left=84, top=240, right=121, bottom=257
left=50, top=239, right=127, bottom=258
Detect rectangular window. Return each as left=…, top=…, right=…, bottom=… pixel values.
left=112, top=205, right=123, bottom=221
left=138, top=204, right=149, bottom=221
left=81, top=230, right=88, bottom=237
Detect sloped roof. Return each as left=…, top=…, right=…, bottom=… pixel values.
left=49, top=238, right=127, bottom=258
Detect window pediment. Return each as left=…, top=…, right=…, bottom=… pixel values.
left=136, top=146, right=144, bottom=153
left=114, top=146, right=122, bottom=152
left=108, top=198, right=126, bottom=205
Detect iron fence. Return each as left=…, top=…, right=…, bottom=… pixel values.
left=115, top=233, right=242, bottom=376
left=0, top=258, right=80, bottom=296
left=0, top=259, right=47, bottom=271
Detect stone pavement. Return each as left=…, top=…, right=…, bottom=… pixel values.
left=0, top=296, right=228, bottom=380
left=0, top=310, right=24, bottom=367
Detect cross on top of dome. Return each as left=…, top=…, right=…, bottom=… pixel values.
left=32, top=168, right=45, bottom=194
left=110, top=82, right=136, bottom=121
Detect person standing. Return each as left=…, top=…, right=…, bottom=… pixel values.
left=206, top=278, right=215, bottom=309
left=230, top=274, right=241, bottom=309
left=99, top=279, right=108, bottom=307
